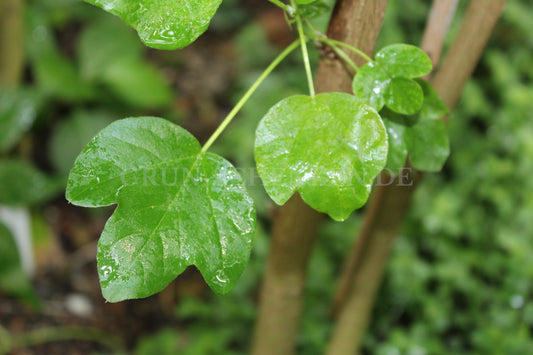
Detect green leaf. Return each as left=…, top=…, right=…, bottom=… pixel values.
left=0, top=222, right=40, bottom=308
left=382, top=80, right=449, bottom=173
left=0, top=160, right=62, bottom=206
left=255, top=93, right=388, bottom=221
left=78, top=17, right=143, bottom=80
left=0, top=87, right=42, bottom=152
left=30, top=37, right=95, bottom=102
left=84, top=0, right=223, bottom=50
left=66, top=117, right=255, bottom=302
left=375, top=44, right=432, bottom=78
left=353, top=44, right=432, bottom=115
left=101, top=57, right=173, bottom=108
left=384, top=77, right=424, bottom=115
left=352, top=62, right=389, bottom=111
left=383, top=118, right=408, bottom=172
left=49, top=110, right=116, bottom=175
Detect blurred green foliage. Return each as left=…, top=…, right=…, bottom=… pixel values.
left=0, top=0, right=531, bottom=353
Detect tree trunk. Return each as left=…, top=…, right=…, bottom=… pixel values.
left=251, top=1, right=388, bottom=354
left=326, top=1, right=506, bottom=354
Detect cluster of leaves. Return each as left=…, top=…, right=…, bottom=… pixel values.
left=57, top=0, right=452, bottom=302
left=134, top=1, right=532, bottom=353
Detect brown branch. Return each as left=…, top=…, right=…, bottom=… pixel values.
left=0, top=0, right=25, bottom=86
left=330, top=0, right=460, bottom=320
left=433, top=0, right=507, bottom=111
left=421, top=0, right=459, bottom=67
left=326, top=1, right=506, bottom=354
left=250, top=1, right=388, bottom=354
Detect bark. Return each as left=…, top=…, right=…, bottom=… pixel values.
left=251, top=1, right=388, bottom=354
left=326, top=1, right=506, bottom=354
left=0, top=0, right=25, bottom=86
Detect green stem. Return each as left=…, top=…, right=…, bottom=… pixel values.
left=319, top=37, right=373, bottom=63
left=201, top=40, right=300, bottom=153
left=326, top=41, right=359, bottom=72
left=292, top=0, right=315, bottom=98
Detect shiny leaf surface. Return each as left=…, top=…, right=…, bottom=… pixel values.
left=255, top=93, right=388, bottom=221
left=84, top=0, right=223, bottom=50
left=353, top=44, right=432, bottom=115
left=384, top=77, right=424, bottom=115
left=66, top=117, right=255, bottom=302
left=376, top=44, right=432, bottom=78
left=352, top=62, right=389, bottom=111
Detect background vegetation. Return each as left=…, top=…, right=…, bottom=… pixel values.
left=0, top=0, right=531, bottom=353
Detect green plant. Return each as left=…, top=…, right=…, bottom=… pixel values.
left=63, top=0, right=449, bottom=302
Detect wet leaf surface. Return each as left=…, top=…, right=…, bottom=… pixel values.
left=66, top=117, right=255, bottom=302
left=255, top=93, right=388, bottom=221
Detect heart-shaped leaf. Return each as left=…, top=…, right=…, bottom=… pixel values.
left=66, top=117, right=255, bottom=302
left=255, top=93, right=388, bottom=221
left=353, top=44, right=431, bottom=115
left=383, top=79, right=449, bottom=172
left=84, top=0, right=223, bottom=50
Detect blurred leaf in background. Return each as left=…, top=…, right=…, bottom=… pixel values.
left=0, top=222, right=40, bottom=308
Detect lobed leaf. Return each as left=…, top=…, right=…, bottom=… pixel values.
left=85, top=0, right=223, bottom=50
left=66, top=117, right=255, bottom=302
left=255, top=93, right=388, bottom=221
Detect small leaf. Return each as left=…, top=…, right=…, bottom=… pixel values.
left=255, top=93, right=388, bottom=221
left=0, top=222, right=40, bottom=308
left=84, top=0, right=224, bottom=50
left=352, top=62, right=390, bottom=111
left=381, top=80, right=449, bottom=173
left=376, top=44, right=432, bottom=78
left=384, top=77, right=424, bottom=115
left=66, top=117, right=255, bottom=302
left=0, top=87, right=42, bottom=152
left=0, top=160, right=62, bottom=206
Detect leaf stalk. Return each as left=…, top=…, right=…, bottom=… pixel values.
left=201, top=40, right=300, bottom=153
